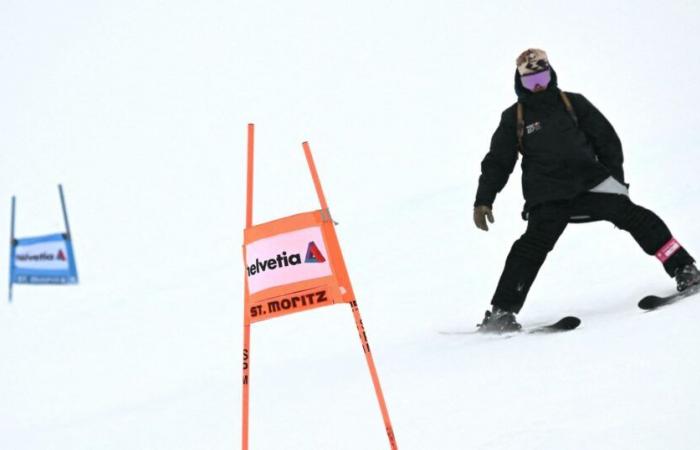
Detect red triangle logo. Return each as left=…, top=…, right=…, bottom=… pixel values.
left=305, top=241, right=326, bottom=263
left=57, top=249, right=67, bottom=261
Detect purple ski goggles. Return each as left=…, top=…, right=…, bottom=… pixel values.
left=521, top=69, right=551, bottom=92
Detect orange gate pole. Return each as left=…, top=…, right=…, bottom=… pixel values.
left=350, top=301, right=398, bottom=450
left=242, top=123, right=254, bottom=450
left=246, top=123, right=254, bottom=227
left=302, top=141, right=398, bottom=450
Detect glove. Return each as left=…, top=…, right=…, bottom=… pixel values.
left=473, top=205, right=494, bottom=231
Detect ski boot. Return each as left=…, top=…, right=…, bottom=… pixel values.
left=478, top=306, right=522, bottom=333
left=674, top=263, right=700, bottom=292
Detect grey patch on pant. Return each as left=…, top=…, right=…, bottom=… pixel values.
left=589, top=176, right=629, bottom=196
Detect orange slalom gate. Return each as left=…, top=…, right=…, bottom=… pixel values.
left=242, top=124, right=398, bottom=449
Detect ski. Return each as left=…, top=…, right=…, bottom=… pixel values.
left=439, top=316, right=581, bottom=336
left=638, top=283, right=700, bottom=311
left=526, top=316, right=581, bottom=334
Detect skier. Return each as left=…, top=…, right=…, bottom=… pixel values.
left=474, top=49, right=700, bottom=333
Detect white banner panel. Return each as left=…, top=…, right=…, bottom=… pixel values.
left=15, top=240, right=70, bottom=271
left=245, top=226, right=332, bottom=295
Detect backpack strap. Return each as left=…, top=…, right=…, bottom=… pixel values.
left=559, top=91, right=579, bottom=126
left=516, top=102, right=525, bottom=154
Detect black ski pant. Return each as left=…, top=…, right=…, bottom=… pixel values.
left=491, top=193, right=694, bottom=313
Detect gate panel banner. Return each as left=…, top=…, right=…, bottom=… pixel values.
left=241, top=125, right=397, bottom=450
left=244, top=210, right=352, bottom=323
left=245, top=226, right=332, bottom=295
left=11, top=233, right=79, bottom=284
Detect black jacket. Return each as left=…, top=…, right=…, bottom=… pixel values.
left=475, top=68, right=624, bottom=212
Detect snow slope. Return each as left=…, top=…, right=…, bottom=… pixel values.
left=1, top=1, right=700, bottom=449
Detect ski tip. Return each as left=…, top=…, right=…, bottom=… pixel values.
left=557, top=316, right=581, bottom=330
left=638, top=295, right=662, bottom=310
left=527, top=316, right=581, bottom=334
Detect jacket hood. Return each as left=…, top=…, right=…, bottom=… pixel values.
left=514, top=67, right=559, bottom=100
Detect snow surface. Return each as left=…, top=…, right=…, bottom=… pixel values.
left=2, top=1, right=700, bottom=449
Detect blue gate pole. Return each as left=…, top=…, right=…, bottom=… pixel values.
left=9, top=196, right=16, bottom=303
left=58, top=184, right=71, bottom=238
left=58, top=184, right=78, bottom=283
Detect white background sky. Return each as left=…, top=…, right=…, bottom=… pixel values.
left=3, top=1, right=699, bottom=229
